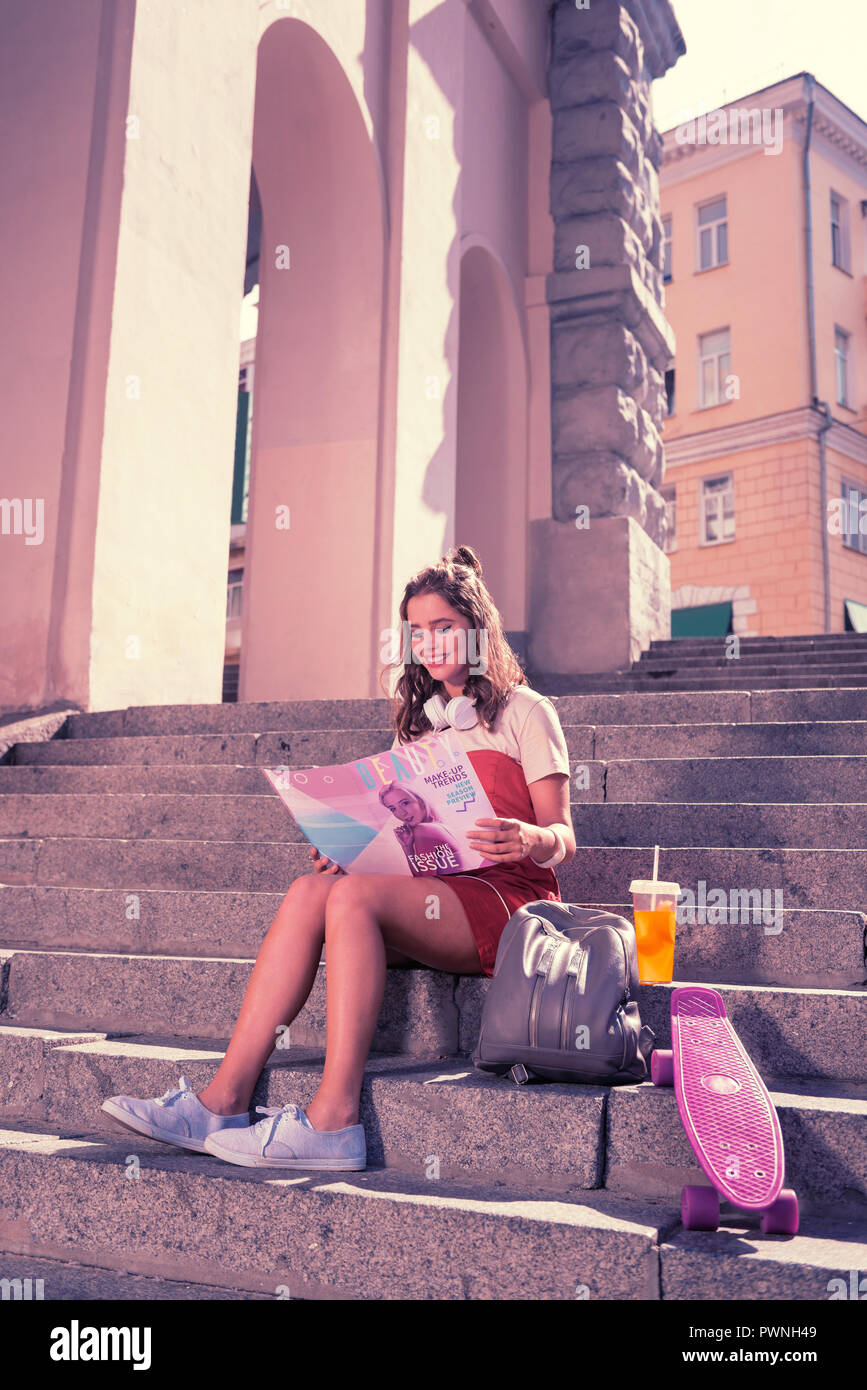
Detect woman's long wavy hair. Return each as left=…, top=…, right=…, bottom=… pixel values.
left=380, top=544, right=529, bottom=744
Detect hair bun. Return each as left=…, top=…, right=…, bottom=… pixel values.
left=445, top=545, right=483, bottom=577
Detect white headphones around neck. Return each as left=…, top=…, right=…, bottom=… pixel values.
left=423, top=691, right=479, bottom=731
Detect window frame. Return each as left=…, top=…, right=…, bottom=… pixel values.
left=835, top=326, right=852, bottom=409
left=698, top=472, right=736, bottom=547
left=227, top=568, right=244, bottom=620
left=695, top=194, right=728, bottom=272
left=829, top=190, right=851, bottom=274
left=697, top=326, right=732, bottom=409
left=664, top=367, right=676, bottom=418
left=660, top=482, right=677, bottom=554
left=662, top=215, right=672, bottom=283
left=841, top=477, right=867, bottom=556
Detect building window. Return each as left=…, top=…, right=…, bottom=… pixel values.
left=835, top=327, right=851, bottom=407
left=227, top=568, right=244, bottom=619
left=660, top=483, right=677, bottom=553
left=698, top=328, right=731, bottom=408
left=830, top=192, right=851, bottom=272
left=665, top=368, right=676, bottom=417
left=701, top=473, right=735, bottom=545
left=232, top=362, right=254, bottom=526
left=841, top=478, right=867, bottom=555
left=662, top=215, right=672, bottom=282
left=696, top=196, right=728, bottom=271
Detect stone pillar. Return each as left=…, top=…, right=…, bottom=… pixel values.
left=0, top=1, right=257, bottom=715
left=528, top=0, right=684, bottom=675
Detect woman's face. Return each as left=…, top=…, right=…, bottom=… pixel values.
left=382, top=789, right=420, bottom=824
left=406, top=592, right=473, bottom=687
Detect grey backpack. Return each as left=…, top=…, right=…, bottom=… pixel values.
left=472, top=901, right=655, bottom=1085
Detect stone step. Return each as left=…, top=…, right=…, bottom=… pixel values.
left=0, top=948, right=456, bottom=1054
left=1, top=951, right=864, bottom=1078
left=0, top=888, right=861, bottom=988
left=0, top=836, right=862, bottom=910
left=0, top=1250, right=262, bottom=1299
left=7, top=1032, right=861, bottom=1222
left=33, top=691, right=867, bottom=745
left=603, top=756, right=867, bottom=805
left=635, top=652, right=867, bottom=670
left=647, top=634, right=867, bottom=653
left=0, top=1116, right=864, bottom=1299
left=591, top=721, right=867, bottom=758
left=0, top=792, right=328, bottom=839
left=567, top=845, right=866, bottom=914
left=572, top=803, right=867, bottom=848
left=621, top=670, right=867, bottom=686
left=0, top=764, right=312, bottom=794
left=0, top=1116, right=669, bottom=1300
left=11, top=729, right=396, bottom=767
left=0, top=793, right=863, bottom=847
left=64, top=700, right=395, bottom=741
left=532, top=674, right=867, bottom=693
left=551, top=690, right=867, bottom=722
left=2, top=723, right=866, bottom=797
left=38, top=687, right=867, bottom=740
left=6, top=738, right=867, bottom=800
left=1, top=721, right=865, bottom=792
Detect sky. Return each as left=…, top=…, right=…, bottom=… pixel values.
left=652, top=0, right=867, bottom=133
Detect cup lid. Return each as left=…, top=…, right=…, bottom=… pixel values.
left=629, top=880, right=680, bottom=895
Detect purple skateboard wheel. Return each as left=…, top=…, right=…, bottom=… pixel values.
left=760, top=1188, right=800, bottom=1235
left=651, top=1049, right=674, bottom=1087
left=682, top=1184, right=720, bottom=1231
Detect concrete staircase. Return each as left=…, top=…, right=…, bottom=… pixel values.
left=0, top=675, right=866, bottom=1299
left=531, top=632, right=867, bottom=693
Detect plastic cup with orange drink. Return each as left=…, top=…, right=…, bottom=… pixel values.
left=629, top=846, right=680, bottom=984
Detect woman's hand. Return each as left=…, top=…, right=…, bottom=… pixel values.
left=466, top=817, right=539, bottom=863
left=309, top=845, right=345, bottom=875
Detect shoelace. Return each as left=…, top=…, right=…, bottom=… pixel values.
left=151, top=1082, right=302, bottom=1149
left=154, top=1076, right=195, bottom=1108
left=252, top=1102, right=303, bottom=1152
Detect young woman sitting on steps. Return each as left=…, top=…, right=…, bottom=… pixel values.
left=101, top=545, right=576, bottom=1170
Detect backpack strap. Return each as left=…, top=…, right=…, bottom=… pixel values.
left=638, top=1024, right=656, bottom=1061
left=509, top=1063, right=532, bottom=1086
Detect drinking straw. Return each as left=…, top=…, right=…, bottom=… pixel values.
left=651, top=844, right=659, bottom=909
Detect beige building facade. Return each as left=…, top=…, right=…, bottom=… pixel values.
left=659, top=75, right=867, bottom=639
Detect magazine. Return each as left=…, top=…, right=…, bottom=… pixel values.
left=263, top=729, right=497, bottom=876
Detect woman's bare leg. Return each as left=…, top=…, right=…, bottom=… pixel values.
left=196, top=873, right=415, bottom=1116
left=304, top=875, right=482, bottom=1132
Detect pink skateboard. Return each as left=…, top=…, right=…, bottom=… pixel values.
left=651, top=985, right=799, bottom=1234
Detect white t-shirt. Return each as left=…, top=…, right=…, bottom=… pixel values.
left=390, top=685, right=571, bottom=785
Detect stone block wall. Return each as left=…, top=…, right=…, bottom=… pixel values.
left=527, top=0, right=684, bottom=676
left=547, top=0, right=684, bottom=551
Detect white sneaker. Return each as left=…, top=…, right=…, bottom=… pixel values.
left=203, top=1102, right=366, bottom=1170
left=100, top=1075, right=251, bottom=1153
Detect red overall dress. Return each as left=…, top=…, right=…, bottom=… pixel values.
left=436, top=746, right=563, bottom=976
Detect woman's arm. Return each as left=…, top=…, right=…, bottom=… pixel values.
left=526, top=772, right=576, bottom=866
left=465, top=773, right=576, bottom=865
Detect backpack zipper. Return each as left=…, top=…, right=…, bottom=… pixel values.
left=557, top=932, right=631, bottom=1060
left=529, top=942, right=555, bottom=1048
left=559, top=947, right=585, bottom=1051
left=614, top=1005, right=627, bottom=1070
